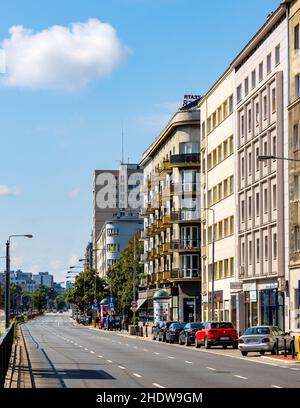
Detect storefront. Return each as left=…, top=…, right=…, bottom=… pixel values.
left=260, top=289, right=285, bottom=329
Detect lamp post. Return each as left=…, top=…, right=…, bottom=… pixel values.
left=5, top=234, right=33, bottom=328
left=257, top=155, right=300, bottom=163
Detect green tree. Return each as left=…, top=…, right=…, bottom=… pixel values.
left=65, top=269, right=107, bottom=314
left=32, top=286, right=48, bottom=311
left=55, top=295, right=66, bottom=311
left=107, top=234, right=144, bottom=318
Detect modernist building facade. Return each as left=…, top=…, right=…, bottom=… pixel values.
left=96, top=212, right=143, bottom=279
left=138, top=102, right=201, bottom=323
left=93, top=163, right=143, bottom=273
left=285, top=0, right=300, bottom=334
left=233, top=5, right=290, bottom=332
left=199, top=71, right=235, bottom=325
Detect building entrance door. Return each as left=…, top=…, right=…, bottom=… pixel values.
left=183, top=298, right=195, bottom=322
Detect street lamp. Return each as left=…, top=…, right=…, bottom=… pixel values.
left=5, top=234, right=33, bottom=328
left=258, top=155, right=300, bottom=162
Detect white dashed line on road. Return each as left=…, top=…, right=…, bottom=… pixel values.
left=154, top=352, right=160, bottom=355
left=271, top=385, right=283, bottom=388
left=206, top=367, right=216, bottom=371
left=84, top=348, right=89, bottom=351
left=107, top=360, right=113, bottom=363
left=118, top=366, right=126, bottom=370
left=234, top=375, right=248, bottom=380
left=133, top=373, right=142, bottom=378
left=98, top=355, right=103, bottom=358
left=90, top=351, right=95, bottom=354
left=152, top=383, right=165, bottom=388
left=167, top=356, right=175, bottom=359
left=291, top=368, right=300, bottom=371
left=143, top=349, right=149, bottom=352
left=185, top=361, right=193, bottom=364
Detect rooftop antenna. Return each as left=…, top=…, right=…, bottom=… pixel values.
left=121, top=125, right=124, bottom=165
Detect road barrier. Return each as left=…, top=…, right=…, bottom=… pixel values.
left=0, top=323, right=14, bottom=388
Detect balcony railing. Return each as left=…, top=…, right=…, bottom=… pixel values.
left=171, top=210, right=200, bottom=222
left=171, top=240, right=200, bottom=250
left=171, top=182, right=200, bottom=195
left=170, top=153, right=200, bottom=165
left=170, top=269, right=200, bottom=279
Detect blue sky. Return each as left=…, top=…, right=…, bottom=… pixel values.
left=0, top=0, right=279, bottom=284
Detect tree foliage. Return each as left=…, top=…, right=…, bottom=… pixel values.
left=31, top=285, right=48, bottom=311
left=65, top=269, right=108, bottom=313
left=106, top=234, right=144, bottom=316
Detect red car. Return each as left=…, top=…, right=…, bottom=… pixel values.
left=195, top=321, right=238, bottom=349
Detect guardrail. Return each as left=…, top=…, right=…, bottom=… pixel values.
left=0, top=323, right=14, bottom=388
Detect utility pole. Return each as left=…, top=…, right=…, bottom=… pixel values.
left=133, top=235, right=136, bottom=326
left=5, top=240, right=10, bottom=328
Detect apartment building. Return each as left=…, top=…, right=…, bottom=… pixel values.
left=285, top=0, right=300, bottom=333
left=138, top=101, right=201, bottom=323
left=96, top=212, right=143, bottom=279
left=199, top=71, right=236, bottom=324
left=93, top=163, right=143, bottom=272
left=233, top=4, right=289, bottom=331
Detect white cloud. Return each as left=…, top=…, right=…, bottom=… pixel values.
left=0, top=185, right=20, bottom=196
left=1, top=19, right=130, bottom=91
left=68, top=188, right=80, bottom=199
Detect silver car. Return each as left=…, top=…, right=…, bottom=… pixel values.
left=238, top=326, right=292, bottom=356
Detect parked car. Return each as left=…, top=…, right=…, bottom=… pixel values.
left=195, top=321, right=238, bottom=349
left=179, top=322, right=203, bottom=346
left=152, top=321, right=163, bottom=340
left=238, top=326, right=293, bottom=356
left=157, top=321, right=177, bottom=342
left=165, top=323, right=187, bottom=343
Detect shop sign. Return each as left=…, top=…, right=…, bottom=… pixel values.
left=250, top=290, right=257, bottom=303
left=243, top=282, right=256, bottom=292
left=230, top=282, right=243, bottom=291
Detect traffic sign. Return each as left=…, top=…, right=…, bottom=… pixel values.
left=130, top=306, right=137, bottom=312
left=131, top=300, right=138, bottom=308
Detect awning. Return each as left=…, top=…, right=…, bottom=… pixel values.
left=136, top=298, right=147, bottom=311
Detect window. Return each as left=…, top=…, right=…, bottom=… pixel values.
left=251, top=70, right=256, bottom=89
left=295, top=24, right=300, bottom=50
left=224, top=178, right=228, bottom=196
left=264, top=141, right=268, bottom=166
left=264, top=188, right=268, bottom=213
left=256, top=238, right=260, bottom=262
left=224, top=218, right=228, bottom=236
left=273, top=184, right=277, bottom=210
left=237, top=85, right=242, bottom=103
left=248, top=109, right=252, bottom=132
left=259, top=62, right=263, bottom=82
left=201, top=122, right=206, bottom=139
left=256, top=147, right=260, bottom=171
left=223, top=140, right=228, bottom=158
left=230, top=216, right=234, bottom=234
left=241, top=200, right=245, bottom=223
left=249, top=240, right=252, bottom=265
left=294, top=124, right=299, bottom=152
left=229, top=95, right=233, bottom=113
left=275, top=44, right=280, bottom=65
left=295, top=226, right=300, bottom=251
left=295, top=74, right=300, bottom=99
left=244, top=77, right=249, bottom=95
left=267, top=53, right=272, bottom=74
left=229, top=176, right=234, bottom=194
left=256, top=192, right=260, bottom=217
left=272, top=135, right=276, bottom=157
left=241, top=242, right=245, bottom=265
left=263, top=96, right=267, bottom=120
left=248, top=152, right=252, bottom=175
left=264, top=236, right=268, bottom=260
left=248, top=196, right=252, bottom=219
left=272, top=88, right=276, bottom=113
left=241, top=157, right=245, bottom=179
left=294, top=175, right=299, bottom=201
left=255, top=102, right=259, bottom=126
left=241, top=115, right=245, bottom=137
left=273, top=233, right=277, bottom=259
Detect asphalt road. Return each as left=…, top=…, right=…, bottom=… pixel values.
left=20, top=314, right=300, bottom=388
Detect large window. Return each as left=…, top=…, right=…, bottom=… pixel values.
left=275, top=44, right=280, bottom=66
left=181, top=255, right=199, bottom=278
left=294, top=175, right=299, bottom=201
left=295, top=74, right=300, bottom=99
left=295, top=24, right=299, bottom=50
left=179, top=142, right=199, bottom=154
left=295, top=226, right=300, bottom=252
left=294, top=124, right=299, bottom=152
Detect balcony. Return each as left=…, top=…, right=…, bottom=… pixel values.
left=170, top=153, right=200, bottom=166
left=171, top=182, right=200, bottom=196
left=171, top=210, right=200, bottom=222
left=171, top=240, right=200, bottom=251
left=162, top=243, right=171, bottom=253
left=159, top=160, right=172, bottom=175
left=170, top=268, right=200, bottom=280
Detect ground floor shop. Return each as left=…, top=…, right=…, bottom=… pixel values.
left=289, top=268, right=300, bottom=334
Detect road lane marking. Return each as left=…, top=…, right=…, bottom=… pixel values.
left=84, top=348, right=89, bottom=351
left=107, top=360, right=113, bottom=363
left=152, top=383, right=165, bottom=388
left=291, top=368, right=300, bottom=371
left=234, top=375, right=248, bottom=380
left=118, top=366, right=126, bottom=370
left=167, top=356, right=175, bottom=359
left=206, top=367, right=216, bottom=371
left=134, top=346, right=138, bottom=349
left=154, top=352, right=160, bottom=355
left=79, top=345, right=83, bottom=348
left=271, top=385, right=283, bottom=388
left=143, top=349, right=149, bottom=352
left=185, top=361, right=193, bottom=364
left=133, top=373, right=142, bottom=378
left=90, top=351, right=95, bottom=354
left=98, top=355, right=103, bottom=358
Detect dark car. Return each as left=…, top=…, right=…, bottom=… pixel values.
left=179, top=322, right=203, bottom=346
left=165, top=322, right=187, bottom=343
left=195, top=321, right=238, bottom=349
left=157, top=321, right=177, bottom=342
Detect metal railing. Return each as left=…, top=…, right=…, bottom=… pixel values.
left=0, top=322, right=14, bottom=388
left=170, top=153, right=200, bottom=164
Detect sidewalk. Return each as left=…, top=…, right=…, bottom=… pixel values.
left=5, top=324, right=34, bottom=388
